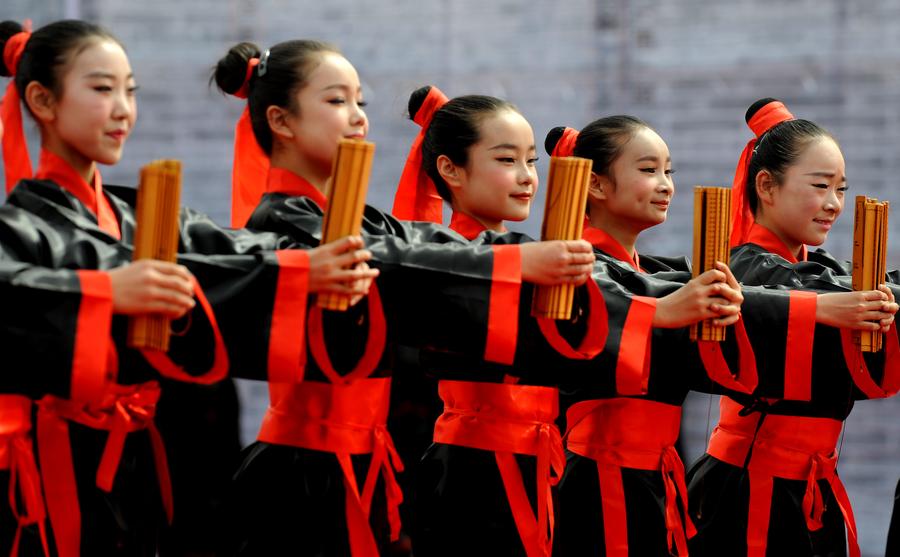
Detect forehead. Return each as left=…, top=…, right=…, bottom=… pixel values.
left=790, top=136, right=845, bottom=172
left=475, top=109, right=534, bottom=146
left=621, top=126, right=669, bottom=158
left=64, top=39, right=131, bottom=76
left=305, top=52, right=360, bottom=89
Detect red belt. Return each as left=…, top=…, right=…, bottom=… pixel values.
left=707, top=397, right=857, bottom=557
left=257, top=377, right=403, bottom=557
left=36, top=382, right=172, bottom=557
left=433, top=380, right=564, bottom=557
left=565, top=398, right=693, bottom=557
left=0, top=395, right=48, bottom=557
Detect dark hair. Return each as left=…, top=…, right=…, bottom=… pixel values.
left=0, top=20, right=121, bottom=113
left=744, top=98, right=835, bottom=214
left=410, top=85, right=518, bottom=202
left=547, top=116, right=648, bottom=177
left=213, top=40, right=339, bottom=155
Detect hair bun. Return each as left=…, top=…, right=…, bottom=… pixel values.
left=544, top=126, right=568, bottom=156
left=212, top=41, right=262, bottom=96
left=745, top=98, right=781, bottom=124
left=0, top=21, right=25, bottom=77
left=407, top=86, right=433, bottom=121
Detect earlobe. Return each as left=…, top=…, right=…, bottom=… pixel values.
left=436, top=154, right=464, bottom=190
left=266, top=106, right=294, bottom=141
left=24, top=82, right=56, bottom=124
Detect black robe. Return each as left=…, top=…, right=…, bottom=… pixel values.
left=686, top=239, right=899, bottom=557
left=0, top=178, right=317, bottom=557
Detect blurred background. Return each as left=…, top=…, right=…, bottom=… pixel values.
left=5, top=1, right=900, bottom=554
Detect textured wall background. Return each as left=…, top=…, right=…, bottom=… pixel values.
left=4, top=1, right=900, bottom=554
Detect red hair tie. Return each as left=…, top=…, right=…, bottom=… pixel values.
left=233, top=57, right=259, bottom=100
left=730, top=101, right=794, bottom=247
left=551, top=127, right=579, bottom=157
left=229, top=57, right=269, bottom=227
left=392, top=86, right=449, bottom=223
left=2, top=24, right=33, bottom=193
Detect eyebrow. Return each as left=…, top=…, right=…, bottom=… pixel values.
left=488, top=143, right=536, bottom=151
left=804, top=171, right=847, bottom=181
left=321, top=83, right=361, bottom=93
left=635, top=155, right=671, bottom=163
left=84, top=71, right=134, bottom=79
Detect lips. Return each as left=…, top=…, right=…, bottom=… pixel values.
left=813, top=218, right=834, bottom=229
left=345, top=132, right=366, bottom=140
left=510, top=192, right=533, bottom=202
left=106, top=130, right=128, bottom=142
left=651, top=200, right=670, bottom=209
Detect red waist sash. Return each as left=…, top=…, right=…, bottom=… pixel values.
left=565, top=398, right=693, bottom=557
left=433, top=380, right=564, bottom=557
left=36, top=382, right=171, bottom=557
left=257, top=377, right=402, bottom=557
left=706, top=397, right=857, bottom=557
left=0, top=395, right=48, bottom=557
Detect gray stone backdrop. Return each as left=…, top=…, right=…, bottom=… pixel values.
left=5, top=1, right=900, bottom=554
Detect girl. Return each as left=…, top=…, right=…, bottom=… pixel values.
left=544, top=118, right=822, bottom=556
left=686, top=98, right=900, bottom=557
left=0, top=19, right=375, bottom=556
left=213, top=42, right=596, bottom=556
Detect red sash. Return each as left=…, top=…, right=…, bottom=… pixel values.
left=565, top=398, right=694, bottom=556
left=706, top=397, right=857, bottom=557
left=433, top=380, right=564, bottom=557
left=257, top=378, right=402, bottom=557
left=36, top=382, right=172, bottom=557
left=0, top=395, right=48, bottom=557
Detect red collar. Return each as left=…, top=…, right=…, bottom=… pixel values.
left=449, top=211, right=505, bottom=240
left=34, top=149, right=121, bottom=239
left=266, top=167, right=329, bottom=211
left=582, top=224, right=642, bottom=272
left=745, top=223, right=807, bottom=264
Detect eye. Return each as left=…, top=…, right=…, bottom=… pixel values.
left=127, top=85, right=140, bottom=95
left=93, top=85, right=113, bottom=93
left=496, top=157, right=515, bottom=164
left=639, top=167, right=656, bottom=174
left=328, top=98, right=346, bottom=105
left=357, top=99, right=368, bottom=107
left=811, top=183, right=828, bottom=189
left=527, top=157, right=539, bottom=165
left=837, top=185, right=849, bottom=193
left=665, top=168, right=676, bottom=176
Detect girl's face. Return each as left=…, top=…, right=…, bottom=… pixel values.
left=757, top=136, right=846, bottom=248
left=283, top=52, right=368, bottom=175
left=444, top=109, right=538, bottom=229
left=41, top=39, right=136, bottom=169
left=594, top=126, right=673, bottom=232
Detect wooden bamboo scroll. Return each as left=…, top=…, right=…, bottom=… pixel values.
left=318, top=138, right=376, bottom=311
left=531, top=156, right=593, bottom=320
left=852, top=195, right=890, bottom=352
left=690, top=186, right=732, bottom=342
left=128, top=159, right=183, bottom=351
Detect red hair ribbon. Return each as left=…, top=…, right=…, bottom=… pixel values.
left=2, top=22, right=33, bottom=193
left=229, top=57, right=270, bottom=227
left=551, top=127, right=579, bottom=157
left=730, top=101, right=794, bottom=247
left=392, top=86, right=448, bottom=223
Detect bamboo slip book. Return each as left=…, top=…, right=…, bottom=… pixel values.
left=690, top=186, right=732, bottom=342
left=532, top=156, right=593, bottom=320
left=852, top=195, right=890, bottom=352
left=128, top=160, right=182, bottom=351
left=319, top=138, right=376, bottom=311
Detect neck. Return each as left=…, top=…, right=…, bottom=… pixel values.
left=588, top=208, right=642, bottom=257
left=269, top=147, right=331, bottom=194
left=454, top=206, right=504, bottom=232
left=41, top=138, right=96, bottom=184
left=754, top=213, right=804, bottom=259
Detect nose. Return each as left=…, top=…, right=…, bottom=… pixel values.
left=823, top=188, right=842, bottom=213
left=112, top=87, right=134, bottom=121
left=517, top=162, right=536, bottom=187
left=351, top=102, right=367, bottom=129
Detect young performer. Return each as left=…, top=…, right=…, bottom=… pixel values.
left=214, top=42, right=596, bottom=557
left=544, top=118, right=826, bottom=556
left=0, top=19, right=376, bottom=556
left=686, top=98, right=900, bottom=557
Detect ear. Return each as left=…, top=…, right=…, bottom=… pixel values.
left=587, top=172, right=612, bottom=203
left=24, top=81, right=57, bottom=125
left=436, top=154, right=465, bottom=191
left=266, top=105, right=295, bottom=142
left=754, top=169, right=777, bottom=208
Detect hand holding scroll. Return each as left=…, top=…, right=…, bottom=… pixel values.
left=520, top=239, right=595, bottom=286
left=654, top=262, right=743, bottom=329
left=307, top=235, right=379, bottom=303
left=110, top=260, right=195, bottom=317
